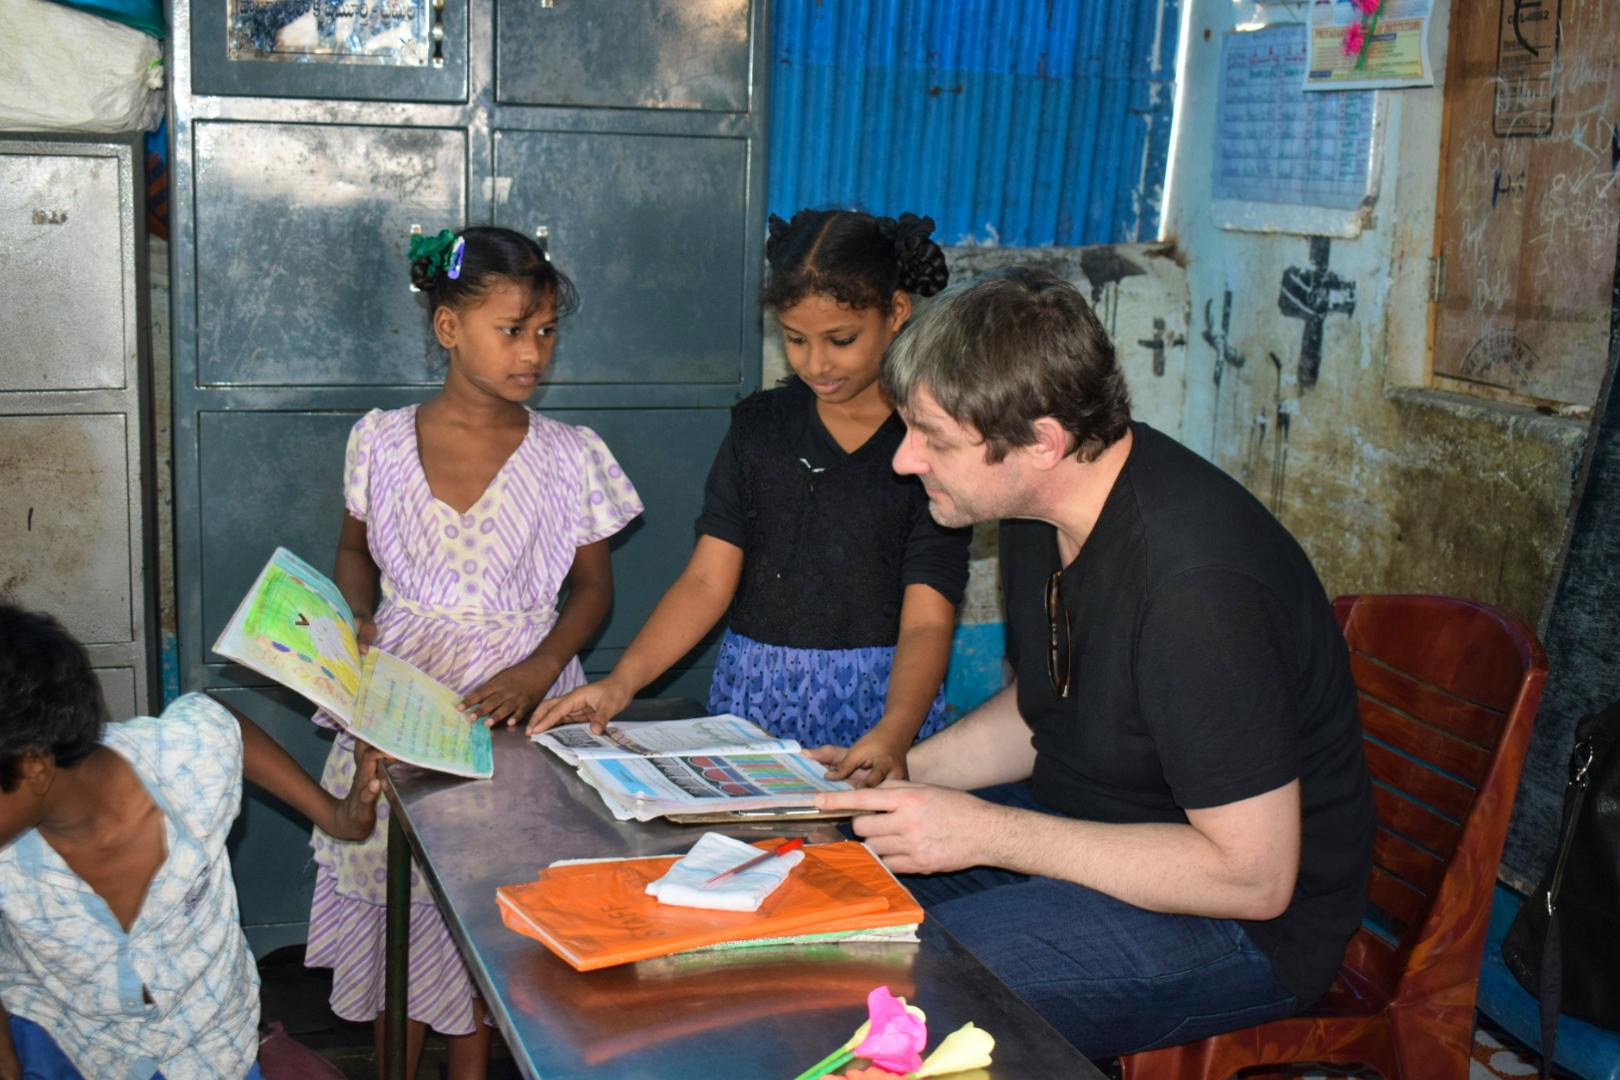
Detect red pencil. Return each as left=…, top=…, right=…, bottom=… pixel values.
left=702, top=837, right=806, bottom=886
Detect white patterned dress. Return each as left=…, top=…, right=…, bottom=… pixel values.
left=304, top=405, right=641, bottom=1035
left=0, top=695, right=259, bottom=1079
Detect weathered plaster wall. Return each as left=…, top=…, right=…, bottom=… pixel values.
left=1164, top=0, right=1587, bottom=630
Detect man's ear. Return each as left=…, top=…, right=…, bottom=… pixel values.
left=432, top=305, right=460, bottom=350
left=1027, top=417, right=1072, bottom=471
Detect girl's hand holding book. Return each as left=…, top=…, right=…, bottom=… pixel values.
left=462, top=656, right=564, bottom=728
left=329, top=743, right=387, bottom=841
left=354, top=612, right=377, bottom=655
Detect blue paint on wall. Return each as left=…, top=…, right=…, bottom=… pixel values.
left=768, top=0, right=1181, bottom=246
left=160, top=631, right=181, bottom=706
left=943, top=621, right=1008, bottom=720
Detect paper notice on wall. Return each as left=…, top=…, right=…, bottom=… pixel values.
left=1214, top=24, right=1378, bottom=212
left=228, top=0, right=433, bottom=66
left=1304, top=0, right=1434, bottom=91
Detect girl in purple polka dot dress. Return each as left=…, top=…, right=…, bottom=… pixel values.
left=304, top=227, right=642, bottom=1077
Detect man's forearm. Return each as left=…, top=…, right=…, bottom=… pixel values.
left=976, top=786, right=1300, bottom=920
left=907, top=683, right=1037, bottom=790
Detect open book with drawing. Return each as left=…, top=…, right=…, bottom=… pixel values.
left=212, top=547, right=493, bottom=779
left=533, top=716, right=851, bottom=821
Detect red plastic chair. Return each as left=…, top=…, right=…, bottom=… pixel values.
left=1122, top=595, right=1547, bottom=1080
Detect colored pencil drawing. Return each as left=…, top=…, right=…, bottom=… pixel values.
left=238, top=557, right=362, bottom=704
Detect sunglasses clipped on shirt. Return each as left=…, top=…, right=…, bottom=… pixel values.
left=1046, top=568, right=1072, bottom=700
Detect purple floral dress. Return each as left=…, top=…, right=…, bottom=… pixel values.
left=304, top=405, right=641, bottom=1035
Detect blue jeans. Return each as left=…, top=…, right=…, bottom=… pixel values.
left=899, top=783, right=1300, bottom=1058
left=6, top=1015, right=264, bottom=1080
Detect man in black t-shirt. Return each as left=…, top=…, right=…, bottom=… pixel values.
left=813, top=268, right=1373, bottom=1059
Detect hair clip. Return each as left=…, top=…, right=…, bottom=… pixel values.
left=447, top=236, right=466, bottom=280
left=408, top=227, right=459, bottom=274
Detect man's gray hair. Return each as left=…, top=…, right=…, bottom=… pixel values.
left=882, top=266, right=1131, bottom=463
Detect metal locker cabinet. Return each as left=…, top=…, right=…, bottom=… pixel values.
left=496, top=0, right=752, bottom=110
left=0, top=134, right=159, bottom=722
left=169, top=0, right=768, bottom=952
left=493, top=129, right=751, bottom=385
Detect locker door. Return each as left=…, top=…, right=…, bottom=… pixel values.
left=494, top=129, right=749, bottom=384
left=193, top=122, right=469, bottom=388
left=0, top=137, right=157, bottom=720
left=496, top=0, right=751, bottom=111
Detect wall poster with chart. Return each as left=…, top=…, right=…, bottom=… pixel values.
left=1212, top=23, right=1383, bottom=237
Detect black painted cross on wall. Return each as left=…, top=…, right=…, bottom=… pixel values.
left=1278, top=236, right=1356, bottom=389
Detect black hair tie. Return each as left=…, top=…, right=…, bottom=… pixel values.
left=890, top=213, right=948, bottom=297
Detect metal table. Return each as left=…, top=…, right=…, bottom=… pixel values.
left=382, top=700, right=1102, bottom=1079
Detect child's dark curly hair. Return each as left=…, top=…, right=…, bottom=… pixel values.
left=410, top=226, right=579, bottom=321
left=0, top=604, right=105, bottom=793
left=760, top=209, right=949, bottom=314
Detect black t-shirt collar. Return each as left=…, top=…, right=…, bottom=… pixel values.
left=1047, top=422, right=1145, bottom=588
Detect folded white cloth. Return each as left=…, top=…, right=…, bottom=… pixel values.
left=646, top=832, right=805, bottom=912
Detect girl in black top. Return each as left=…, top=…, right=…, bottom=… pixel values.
left=529, top=209, right=970, bottom=784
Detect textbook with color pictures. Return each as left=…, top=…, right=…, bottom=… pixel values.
left=533, top=715, right=852, bottom=821
left=212, top=547, right=494, bottom=779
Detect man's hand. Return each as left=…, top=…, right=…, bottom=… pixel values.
left=811, top=727, right=911, bottom=787
left=328, top=743, right=386, bottom=840
left=526, top=677, right=632, bottom=736
left=462, top=657, right=564, bottom=728
left=814, top=781, right=1000, bottom=874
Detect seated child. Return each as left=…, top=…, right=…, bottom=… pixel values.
left=0, top=603, right=383, bottom=1080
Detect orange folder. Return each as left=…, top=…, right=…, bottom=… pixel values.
left=496, top=840, right=925, bottom=972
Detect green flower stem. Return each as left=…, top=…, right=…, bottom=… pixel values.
left=790, top=1047, right=855, bottom=1080
left=1355, top=9, right=1381, bottom=70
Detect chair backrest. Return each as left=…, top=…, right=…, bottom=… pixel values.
left=1332, top=594, right=1547, bottom=1003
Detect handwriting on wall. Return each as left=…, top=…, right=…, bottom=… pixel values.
left=1435, top=0, right=1620, bottom=408
left=1494, top=0, right=1560, bottom=137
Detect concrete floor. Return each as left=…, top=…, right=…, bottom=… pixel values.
left=257, top=946, right=523, bottom=1079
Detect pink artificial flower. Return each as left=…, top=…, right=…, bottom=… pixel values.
left=1350, top=0, right=1381, bottom=14
left=1341, top=20, right=1366, bottom=57
left=853, top=987, right=929, bottom=1075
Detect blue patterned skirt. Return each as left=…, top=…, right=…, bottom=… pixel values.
left=706, top=630, right=950, bottom=748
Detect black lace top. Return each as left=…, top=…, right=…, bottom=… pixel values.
left=695, top=379, right=971, bottom=650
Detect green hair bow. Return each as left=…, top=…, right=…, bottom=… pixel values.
left=409, top=228, right=465, bottom=281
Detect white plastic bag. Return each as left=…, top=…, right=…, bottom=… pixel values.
left=0, top=0, right=164, bottom=134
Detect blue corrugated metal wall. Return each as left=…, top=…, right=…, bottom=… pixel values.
left=768, top=0, right=1181, bottom=246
